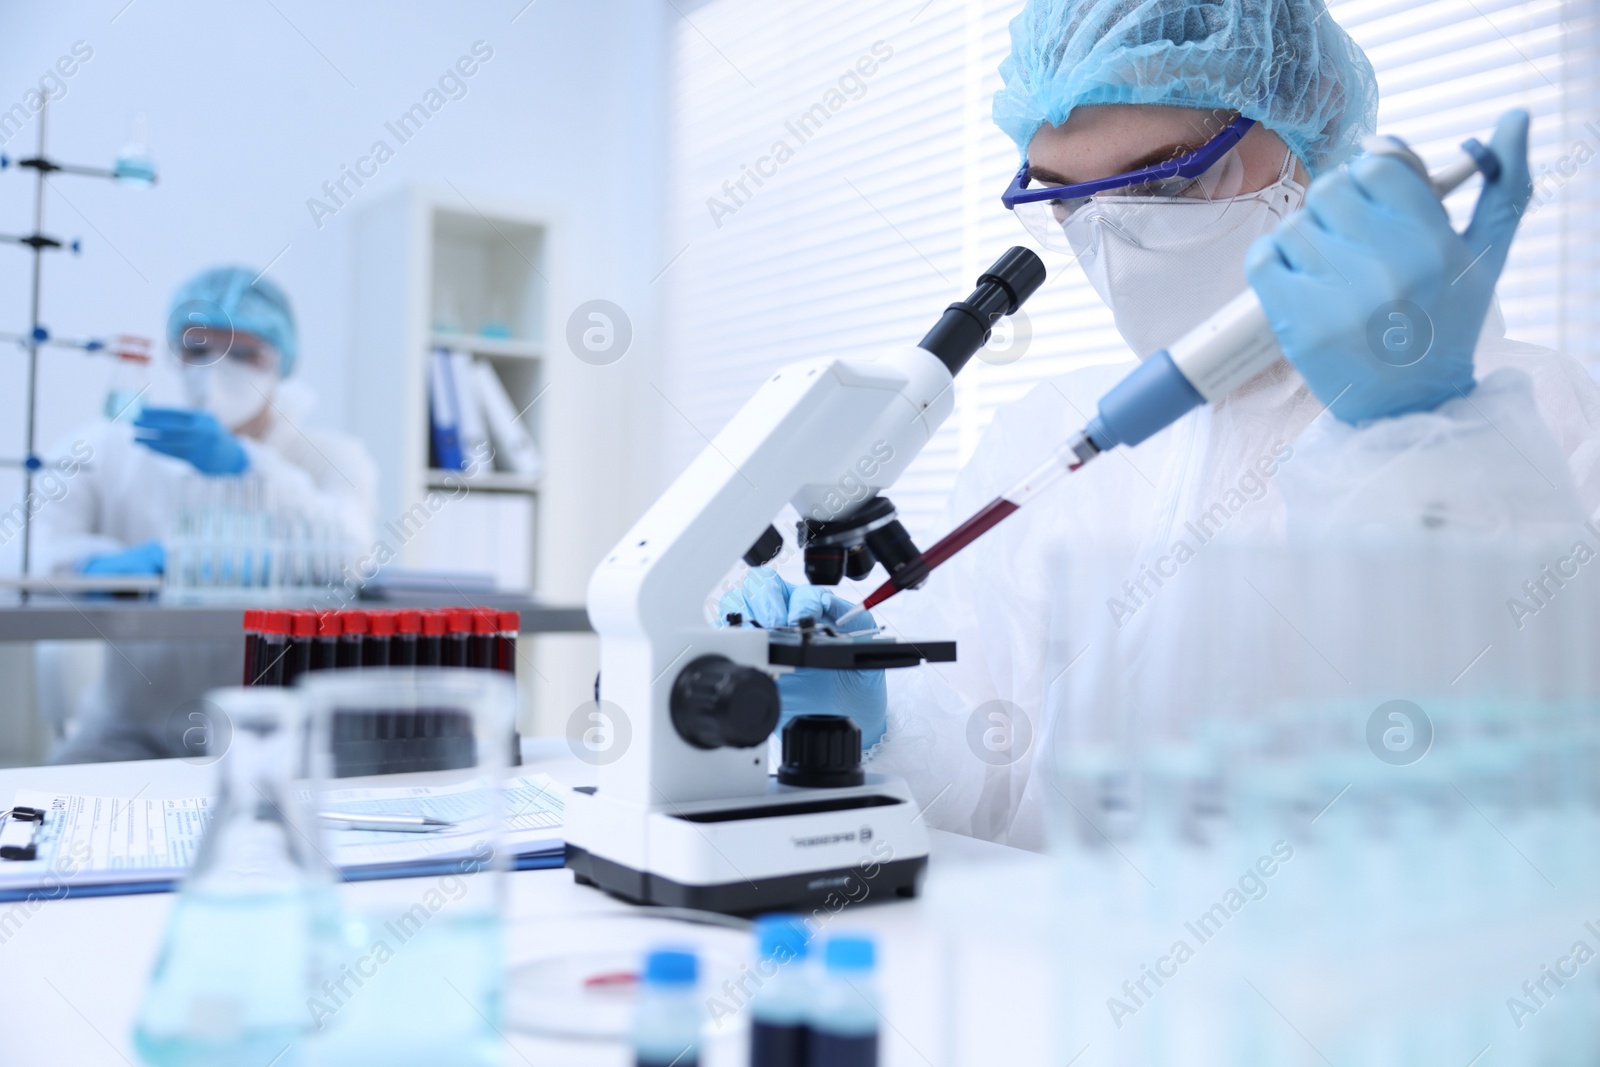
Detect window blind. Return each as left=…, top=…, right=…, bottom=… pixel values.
left=661, top=0, right=1600, bottom=547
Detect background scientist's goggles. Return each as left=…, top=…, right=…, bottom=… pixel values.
left=174, top=325, right=280, bottom=372
left=1003, top=114, right=1254, bottom=251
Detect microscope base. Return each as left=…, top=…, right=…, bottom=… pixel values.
left=565, top=843, right=926, bottom=915
left=563, top=775, right=931, bottom=916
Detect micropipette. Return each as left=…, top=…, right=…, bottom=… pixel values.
left=841, top=132, right=1503, bottom=622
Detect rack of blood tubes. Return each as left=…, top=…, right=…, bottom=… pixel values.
left=242, top=608, right=519, bottom=688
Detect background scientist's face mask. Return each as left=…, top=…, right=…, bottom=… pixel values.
left=1066, top=149, right=1304, bottom=359
left=178, top=332, right=279, bottom=430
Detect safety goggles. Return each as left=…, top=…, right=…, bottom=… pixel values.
left=174, top=325, right=279, bottom=372
left=1003, top=114, right=1256, bottom=252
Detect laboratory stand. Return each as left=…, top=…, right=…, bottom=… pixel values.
left=0, top=99, right=157, bottom=588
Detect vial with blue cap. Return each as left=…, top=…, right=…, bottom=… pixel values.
left=807, top=934, right=879, bottom=1067
left=749, top=914, right=811, bottom=1067
left=634, top=947, right=702, bottom=1067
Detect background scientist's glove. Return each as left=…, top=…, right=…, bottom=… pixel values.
left=718, top=568, right=887, bottom=748
left=1246, top=109, right=1533, bottom=425
left=133, top=407, right=251, bottom=475
left=80, top=539, right=165, bottom=576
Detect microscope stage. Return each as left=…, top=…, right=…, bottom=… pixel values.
left=765, top=631, right=955, bottom=670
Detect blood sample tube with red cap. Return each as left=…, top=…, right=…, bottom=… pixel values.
left=257, top=611, right=291, bottom=687
left=340, top=610, right=367, bottom=668
left=241, top=609, right=262, bottom=686
left=443, top=609, right=471, bottom=667
left=365, top=610, right=395, bottom=667
left=284, top=612, right=317, bottom=687
left=496, top=611, right=519, bottom=674
left=311, top=611, right=341, bottom=672
left=418, top=610, right=446, bottom=666
left=469, top=609, right=498, bottom=670
left=392, top=610, right=422, bottom=666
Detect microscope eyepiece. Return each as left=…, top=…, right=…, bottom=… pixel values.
left=979, top=246, right=1049, bottom=309
left=917, top=246, right=1047, bottom=376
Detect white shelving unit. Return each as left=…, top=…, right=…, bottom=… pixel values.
left=349, top=187, right=557, bottom=594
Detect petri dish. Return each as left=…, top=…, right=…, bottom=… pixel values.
left=504, top=908, right=751, bottom=1042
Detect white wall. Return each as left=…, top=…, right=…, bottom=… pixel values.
left=0, top=0, right=666, bottom=553
left=0, top=0, right=669, bottom=732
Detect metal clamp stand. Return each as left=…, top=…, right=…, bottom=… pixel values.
left=0, top=100, right=157, bottom=594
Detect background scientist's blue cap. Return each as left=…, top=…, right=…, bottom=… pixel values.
left=166, top=265, right=299, bottom=377
left=993, top=0, right=1380, bottom=175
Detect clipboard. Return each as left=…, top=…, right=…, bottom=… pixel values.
left=0, top=775, right=566, bottom=903
left=0, top=806, right=45, bottom=861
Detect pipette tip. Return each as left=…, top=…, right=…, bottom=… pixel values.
left=835, top=604, right=869, bottom=627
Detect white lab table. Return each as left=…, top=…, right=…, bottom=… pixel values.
left=0, top=750, right=1058, bottom=1066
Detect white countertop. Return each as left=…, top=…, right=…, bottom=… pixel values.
left=0, top=752, right=1058, bottom=1067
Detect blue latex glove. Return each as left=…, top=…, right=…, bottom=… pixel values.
left=81, top=539, right=166, bottom=575
left=1245, top=109, right=1533, bottom=425
left=133, top=407, right=250, bottom=475
left=718, top=568, right=887, bottom=748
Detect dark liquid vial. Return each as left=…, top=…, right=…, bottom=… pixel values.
left=391, top=634, right=418, bottom=667
left=362, top=635, right=390, bottom=667
left=469, top=633, right=495, bottom=670
left=417, top=633, right=442, bottom=666
left=283, top=638, right=312, bottom=688
left=751, top=1020, right=807, bottom=1067
left=337, top=633, right=362, bottom=669
left=443, top=633, right=468, bottom=667
left=808, top=1031, right=876, bottom=1067
left=309, top=638, right=336, bottom=672
left=256, top=636, right=287, bottom=687
left=242, top=624, right=259, bottom=686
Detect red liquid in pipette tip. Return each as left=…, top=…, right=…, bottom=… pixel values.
left=860, top=496, right=1021, bottom=611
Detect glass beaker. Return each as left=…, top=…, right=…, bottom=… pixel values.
left=104, top=351, right=150, bottom=422
left=133, top=687, right=326, bottom=1067
left=298, top=668, right=514, bottom=1067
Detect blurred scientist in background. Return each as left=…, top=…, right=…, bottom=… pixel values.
left=37, top=266, right=376, bottom=762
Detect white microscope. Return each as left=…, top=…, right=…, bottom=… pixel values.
left=564, top=248, right=1047, bottom=914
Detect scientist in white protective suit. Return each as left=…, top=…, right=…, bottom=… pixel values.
left=720, top=0, right=1600, bottom=848
left=37, top=265, right=376, bottom=762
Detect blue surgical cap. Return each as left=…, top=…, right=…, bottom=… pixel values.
left=167, top=266, right=299, bottom=377
left=993, top=0, right=1379, bottom=175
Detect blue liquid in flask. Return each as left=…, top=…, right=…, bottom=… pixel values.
left=134, top=693, right=323, bottom=1067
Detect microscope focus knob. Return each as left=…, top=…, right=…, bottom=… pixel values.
left=778, top=714, right=865, bottom=788
left=670, top=655, right=779, bottom=750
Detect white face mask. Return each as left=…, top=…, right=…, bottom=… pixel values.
left=182, top=358, right=275, bottom=430
left=1065, top=150, right=1305, bottom=360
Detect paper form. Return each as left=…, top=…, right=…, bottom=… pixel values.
left=0, top=774, right=565, bottom=898
left=315, top=774, right=565, bottom=869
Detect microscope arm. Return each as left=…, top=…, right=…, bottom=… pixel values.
left=585, top=249, right=1046, bottom=806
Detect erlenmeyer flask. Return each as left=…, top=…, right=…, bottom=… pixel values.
left=134, top=688, right=326, bottom=1067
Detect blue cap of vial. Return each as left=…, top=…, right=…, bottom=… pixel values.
left=643, top=948, right=698, bottom=986
left=754, top=914, right=809, bottom=963
left=824, top=935, right=875, bottom=972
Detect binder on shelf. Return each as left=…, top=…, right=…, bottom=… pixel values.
left=472, top=360, right=543, bottom=479
left=450, top=350, right=491, bottom=475
left=428, top=346, right=464, bottom=472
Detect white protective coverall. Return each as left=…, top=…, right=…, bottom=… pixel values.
left=35, top=383, right=376, bottom=762
left=870, top=302, right=1600, bottom=850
